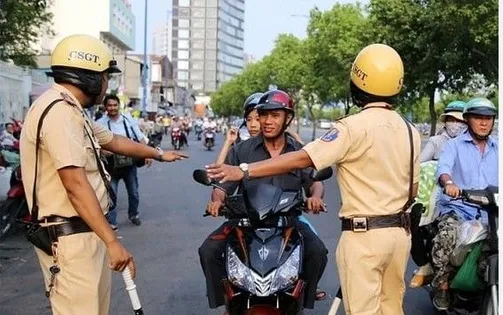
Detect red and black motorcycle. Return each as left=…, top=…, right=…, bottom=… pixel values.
left=0, top=165, right=29, bottom=240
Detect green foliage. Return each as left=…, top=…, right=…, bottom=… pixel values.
left=211, top=0, right=498, bottom=133
left=368, top=0, right=498, bottom=134
left=0, top=0, right=54, bottom=67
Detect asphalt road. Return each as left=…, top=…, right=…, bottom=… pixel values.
left=0, top=129, right=434, bottom=315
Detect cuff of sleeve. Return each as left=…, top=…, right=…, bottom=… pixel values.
left=53, top=158, right=86, bottom=170
left=302, top=143, right=327, bottom=171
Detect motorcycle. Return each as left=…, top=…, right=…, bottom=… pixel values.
left=416, top=187, right=498, bottom=314
left=204, top=128, right=215, bottom=151
left=171, top=127, right=183, bottom=150
left=0, top=165, right=29, bottom=240
left=193, top=167, right=332, bottom=315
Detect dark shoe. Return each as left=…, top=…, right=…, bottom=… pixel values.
left=433, top=288, right=450, bottom=311
left=130, top=216, right=141, bottom=226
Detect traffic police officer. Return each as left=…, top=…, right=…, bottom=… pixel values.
left=206, top=43, right=421, bottom=315
left=20, top=34, right=187, bottom=315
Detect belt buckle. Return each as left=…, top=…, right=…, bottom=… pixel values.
left=352, top=217, right=368, bottom=232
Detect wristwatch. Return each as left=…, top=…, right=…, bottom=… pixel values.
left=154, top=147, right=164, bottom=161
left=239, top=163, right=249, bottom=180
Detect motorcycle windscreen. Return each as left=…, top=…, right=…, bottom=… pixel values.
left=244, top=184, right=282, bottom=220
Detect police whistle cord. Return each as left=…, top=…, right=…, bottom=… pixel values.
left=122, top=267, right=144, bottom=315
left=327, top=287, right=342, bottom=315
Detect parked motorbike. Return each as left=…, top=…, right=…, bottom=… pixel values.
left=204, top=128, right=215, bottom=151
left=0, top=165, right=29, bottom=240
left=171, top=127, right=183, bottom=150
left=193, top=167, right=332, bottom=315
left=417, top=187, right=498, bottom=314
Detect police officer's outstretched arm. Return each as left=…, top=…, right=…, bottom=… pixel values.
left=98, top=121, right=188, bottom=162
left=206, top=123, right=351, bottom=183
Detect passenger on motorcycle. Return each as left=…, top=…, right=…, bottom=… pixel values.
left=199, top=89, right=328, bottom=311
left=0, top=123, right=18, bottom=147
left=203, top=116, right=217, bottom=132
left=432, top=97, right=498, bottom=311
left=420, top=101, right=467, bottom=163
left=410, top=100, right=468, bottom=288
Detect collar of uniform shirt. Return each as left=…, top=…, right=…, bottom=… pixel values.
left=52, top=84, right=85, bottom=110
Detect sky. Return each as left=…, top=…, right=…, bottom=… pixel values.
left=131, top=0, right=356, bottom=59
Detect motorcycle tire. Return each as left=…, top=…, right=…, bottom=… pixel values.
left=174, top=140, right=180, bottom=150
left=0, top=198, right=27, bottom=240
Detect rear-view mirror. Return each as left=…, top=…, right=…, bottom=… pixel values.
left=193, top=169, right=212, bottom=186
left=312, top=167, right=333, bottom=182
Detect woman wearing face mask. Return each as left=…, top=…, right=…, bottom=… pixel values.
left=420, top=101, right=467, bottom=163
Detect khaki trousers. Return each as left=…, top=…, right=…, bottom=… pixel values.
left=336, top=227, right=411, bottom=315
left=34, top=232, right=111, bottom=315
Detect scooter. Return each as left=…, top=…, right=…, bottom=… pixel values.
left=171, top=128, right=183, bottom=150
left=417, top=187, right=498, bottom=315
left=0, top=165, right=29, bottom=240
left=193, top=167, right=332, bottom=315
left=204, top=128, right=215, bottom=151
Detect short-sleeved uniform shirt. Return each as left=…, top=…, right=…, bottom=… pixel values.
left=303, top=103, right=421, bottom=218
left=218, top=134, right=314, bottom=195
left=20, top=84, right=114, bottom=219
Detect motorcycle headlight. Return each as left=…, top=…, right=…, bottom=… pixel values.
left=269, top=245, right=301, bottom=294
left=227, top=247, right=256, bottom=294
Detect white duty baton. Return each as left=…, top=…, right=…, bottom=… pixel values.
left=122, top=267, right=144, bottom=315
left=328, top=287, right=342, bottom=315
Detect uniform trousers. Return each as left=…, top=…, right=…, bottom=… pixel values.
left=35, top=232, right=111, bottom=315
left=336, top=227, right=411, bottom=315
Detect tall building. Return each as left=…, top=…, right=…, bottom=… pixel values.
left=37, top=0, right=135, bottom=55
left=171, top=0, right=245, bottom=94
left=152, top=10, right=174, bottom=57
left=152, top=23, right=172, bottom=57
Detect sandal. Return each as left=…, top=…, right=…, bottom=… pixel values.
left=315, top=288, right=327, bottom=301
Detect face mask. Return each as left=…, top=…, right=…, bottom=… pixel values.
left=445, top=121, right=466, bottom=138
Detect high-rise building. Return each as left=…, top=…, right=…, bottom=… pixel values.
left=152, top=10, right=173, bottom=58
left=171, top=0, right=245, bottom=94
left=152, top=23, right=172, bottom=57
left=37, top=0, right=135, bottom=55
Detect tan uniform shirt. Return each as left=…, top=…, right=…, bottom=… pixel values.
left=303, top=103, right=421, bottom=218
left=20, top=84, right=114, bottom=219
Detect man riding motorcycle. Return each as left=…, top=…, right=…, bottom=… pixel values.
left=432, top=97, right=498, bottom=311
left=198, top=90, right=328, bottom=311
left=171, top=116, right=188, bottom=147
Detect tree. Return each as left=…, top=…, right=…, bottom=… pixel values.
left=368, top=0, right=498, bottom=135
left=265, top=34, right=308, bottom=132
left=210, top=59, right=272, bottom=117
left=0, top=0, right=54, bottom=67
left=302, top=3, right=367, bottom=139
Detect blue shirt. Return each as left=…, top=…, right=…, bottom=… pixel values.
left=97, top=114, right=145, bottom=142
left=436, top=131, right=498, bottom=221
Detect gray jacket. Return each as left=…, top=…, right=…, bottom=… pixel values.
left=420, top=130, right=450, bottom=162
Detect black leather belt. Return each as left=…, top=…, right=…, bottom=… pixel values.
left=341, top=213, right=410, bottom=233
left=42, top=216, right=92, bottom=240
